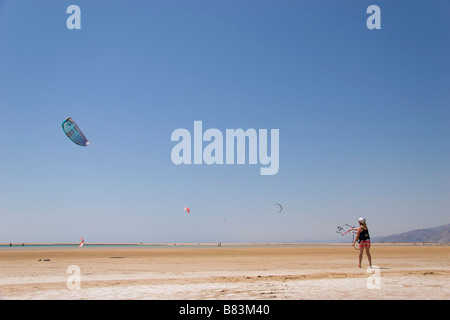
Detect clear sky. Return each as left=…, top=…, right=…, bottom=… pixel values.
left=0, top=0, right=448, bottom=243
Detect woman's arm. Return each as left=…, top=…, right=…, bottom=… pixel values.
left=352, top=227, right=362, bottom=246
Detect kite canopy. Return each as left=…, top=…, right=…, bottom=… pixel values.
left=273, top=203, right=282, bottom=213
left=184, top=207, right=190, bottom=214
left=62, top=117, right=89, bottom=146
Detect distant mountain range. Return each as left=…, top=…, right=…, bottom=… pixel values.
left=373, top=224, right=450, bottom=243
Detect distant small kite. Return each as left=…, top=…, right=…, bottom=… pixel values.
left=273, top=203, right=283, bottom=213
left=78, top=237, right=84, bottom=247
left=184, top=207, right=190, bottom=214
left=62, top=117, right=90, bottom=146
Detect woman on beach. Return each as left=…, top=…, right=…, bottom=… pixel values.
left=350, top=217, right=372, bottom=268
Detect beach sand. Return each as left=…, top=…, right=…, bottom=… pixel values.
left=0, top=244, right=448, bottom=300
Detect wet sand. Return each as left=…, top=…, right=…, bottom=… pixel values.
left=0, top=244, right=448, bottom=300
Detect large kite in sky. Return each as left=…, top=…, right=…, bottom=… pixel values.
left=62, top=117, right=90, bottom=147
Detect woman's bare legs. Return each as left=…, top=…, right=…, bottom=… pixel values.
left=365, top=246, right=372, bottom=267
left=358, top=247, right=364, bottom=267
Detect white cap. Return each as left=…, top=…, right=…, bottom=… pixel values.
left=358, top=217, right=366, bottom=223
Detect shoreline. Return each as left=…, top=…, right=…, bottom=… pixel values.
left=1, top=242, right=448, bottom=247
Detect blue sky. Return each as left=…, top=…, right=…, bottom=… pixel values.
left=0, top=0, right=448, bottom=243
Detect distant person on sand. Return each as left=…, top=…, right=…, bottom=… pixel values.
left=349, top=217, right=372, bottom=268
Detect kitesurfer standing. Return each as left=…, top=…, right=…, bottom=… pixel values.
left=349, top=218, right=372, bottom=268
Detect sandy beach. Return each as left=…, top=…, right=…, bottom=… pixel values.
left=0, top=244, right=448, bottom=300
